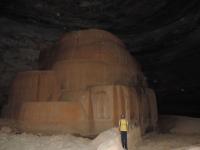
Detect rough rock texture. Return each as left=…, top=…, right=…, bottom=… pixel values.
left=2, top=29, right=157, bottom=136
left=0, top=18, right=61, bottom=111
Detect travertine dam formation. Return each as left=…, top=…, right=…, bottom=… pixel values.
left=2, top=29, right=157, bottom=136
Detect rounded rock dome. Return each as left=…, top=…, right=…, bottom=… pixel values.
left=45, top=29, right=141, bottom=91
left=5, top=29, right=156, bottom=136
left=55, top=41, right=138, bottom=67
left=58, top=29, right=125, bottom=48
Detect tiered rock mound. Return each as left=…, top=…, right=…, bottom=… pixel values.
left=2, top=29, right=157, bottom=136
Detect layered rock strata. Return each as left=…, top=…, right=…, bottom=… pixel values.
left=2, top=29, right=157, bottom=136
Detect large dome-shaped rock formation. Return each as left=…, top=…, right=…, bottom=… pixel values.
left=2, top=29, right=157, bottom=136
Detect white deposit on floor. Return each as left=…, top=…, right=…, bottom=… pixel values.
left=0, top=127, right=123, bottom=150
left=0, top=125, right=200, bottom=150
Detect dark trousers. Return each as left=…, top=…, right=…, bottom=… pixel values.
left=120, top=131, right=128, bottom=149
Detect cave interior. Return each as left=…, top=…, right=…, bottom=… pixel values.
left=0, top=0, right=200, bottom=117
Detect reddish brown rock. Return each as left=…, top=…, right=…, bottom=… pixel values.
left=9, top=71, right=60, bottom=104
left=3, top=29, right=157, bottom=136
left=54, top=41, right=134, bottom=64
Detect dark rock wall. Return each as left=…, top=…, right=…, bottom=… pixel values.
left=0, top=18, right=61, bottom=109
left=0, top=0, right=200, bottom=116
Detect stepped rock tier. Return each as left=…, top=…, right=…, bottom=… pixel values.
left=3, top=29, right=157, bottom=136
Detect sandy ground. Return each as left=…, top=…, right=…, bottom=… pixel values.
left=133, top=115, right=200, bottom=150
left=0, top=115, right=200, bottom=150
left=135, top=133, right=200, bottom=150
left=0, top=127, right=124, bottom=150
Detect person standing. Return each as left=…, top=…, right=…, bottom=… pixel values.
left=119, top=113, right=128, bottom=150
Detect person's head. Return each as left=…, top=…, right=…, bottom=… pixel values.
left=121, top=113, right=125, bottom=118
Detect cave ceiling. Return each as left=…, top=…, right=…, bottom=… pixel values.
left=0, top=0, right=200, bottom=116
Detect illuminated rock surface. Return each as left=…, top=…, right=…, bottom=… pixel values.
left=2, top=29, right=157, bottom=136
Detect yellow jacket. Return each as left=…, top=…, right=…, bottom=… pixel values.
left=119, top=119, right=128, bottom=131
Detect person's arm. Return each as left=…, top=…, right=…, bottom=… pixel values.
left=119, top=120, right=121, bottom=131
left=127, top=121, right=129, bottom=132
